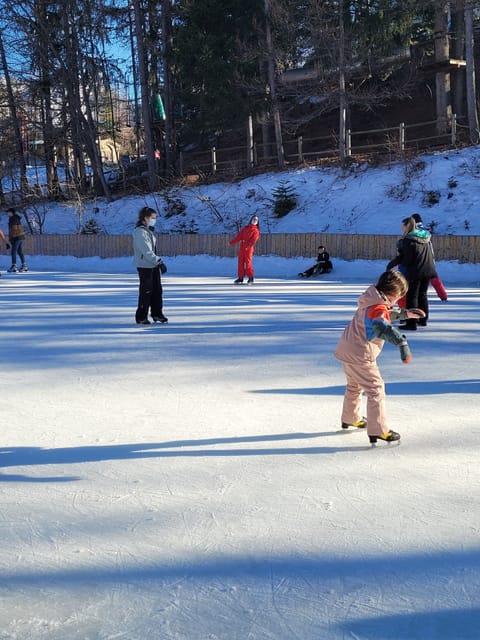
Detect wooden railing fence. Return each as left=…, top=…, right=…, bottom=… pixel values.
left=22, top=233, right=480, bottom=263
left=179, top=116, right=467, bottom=177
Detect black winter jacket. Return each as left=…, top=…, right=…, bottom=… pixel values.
left=394, top=230, right=437, bottom=280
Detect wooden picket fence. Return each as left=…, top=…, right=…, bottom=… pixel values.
left=21, top=233, right=480, bottom=263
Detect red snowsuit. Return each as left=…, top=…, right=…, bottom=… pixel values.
left=229, top=223, right=260, bottom=279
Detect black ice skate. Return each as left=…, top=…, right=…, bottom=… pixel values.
left=341, top=418, right=367, bottom=429
left=369, top=430, right=401, bottom=444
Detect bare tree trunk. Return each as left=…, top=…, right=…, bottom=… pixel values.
left=0, top=30, right=28, bottom=192
left=258, top=59, right=272, bottom=160
left=39, top=81, right=61, bottom=197
left=132, top=0, right=158, bottom=191
left=338, top=0, right=347, bottom=165
left=58, top=3, right=89, bottom=194
left=464, top=0, right=479, bottom=143
left=128, top=7, right=142, bottom=160
left=32, top=0, right=61, bottom=197
left=161, top=0, right=176, bottom=176
left=61, top=2, right=111, bottom=199
left=452, top=0, right=465, bottom=118
left=434, top=1, right=452, bottom=134
left=264, top=0, right=284, bottom=169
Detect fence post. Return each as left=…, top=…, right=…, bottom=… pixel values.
left=212, top=146, right=217, bottom=174
left=399, top=122, right=406, bottom=152
left=179, top=151, right=184, bottom=176
left=346, top=129, right=352, bottom=156
left=451, top=113, right=457, bottom=145
left=298, top=136, right=303, bottom=163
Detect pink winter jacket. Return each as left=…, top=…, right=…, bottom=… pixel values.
left=335, top=285, right=392, bottom=365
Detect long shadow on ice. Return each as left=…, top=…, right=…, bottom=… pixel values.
left=0, top=431, right=368, bottom=474
left=2, top=548, right=480, bottom=639
left=0, top=472, right=79, bottom=483
left=252, top=378, right=480, bottom=396
left=340, top=607, right=480, bottom=640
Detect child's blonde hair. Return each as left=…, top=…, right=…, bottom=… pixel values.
left=376, top=270, right=408, bottom=299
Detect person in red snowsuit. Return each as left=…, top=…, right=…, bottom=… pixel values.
left=229, top=216, right=260, bottom=284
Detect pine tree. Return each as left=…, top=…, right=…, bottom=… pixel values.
left=272, top=180, right=298, bottom=217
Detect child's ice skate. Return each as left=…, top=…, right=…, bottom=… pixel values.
left=369, top=430, right=401, bottom=445
left=341, top=418, right=367, bottom=430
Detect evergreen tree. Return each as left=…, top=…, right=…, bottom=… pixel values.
left=171, top=0, right=263, bottom=143
left=272, top=179, right=298, bottom=217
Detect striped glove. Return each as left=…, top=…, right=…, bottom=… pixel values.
left=399, top=336, right=412, bottom=364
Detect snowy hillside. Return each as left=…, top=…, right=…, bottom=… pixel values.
left=5, top=146, right=480, bottom=237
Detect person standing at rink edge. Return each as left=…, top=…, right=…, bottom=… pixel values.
left=229, top=215, right=260, bottom=284
left=132, top=206, right=168, bottom=325
left=6, top=208, right=28, bottom=272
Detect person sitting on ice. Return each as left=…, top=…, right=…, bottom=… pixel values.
left=299, top=245, right=333, bottom=277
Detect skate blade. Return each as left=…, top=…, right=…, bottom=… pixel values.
left=370, top=440, right=401, bottom=448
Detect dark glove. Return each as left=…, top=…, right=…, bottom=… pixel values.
left=399, top=336, right=412, bottom=364
left=5, top=243, right=10, bottom=250
left=158, top=260, right=167, bottom=274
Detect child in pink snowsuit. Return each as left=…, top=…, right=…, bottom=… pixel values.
left=335, top=270, right=420, bottom=444
left=229, top=216, right=260, bottom=284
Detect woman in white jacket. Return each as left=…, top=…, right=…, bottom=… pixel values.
left=132, top=207, right=168, bottom=324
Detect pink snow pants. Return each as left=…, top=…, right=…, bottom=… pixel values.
left=341, top=361, right=389, bottom=437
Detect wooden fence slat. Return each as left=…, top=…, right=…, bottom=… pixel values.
left=20, top=233, right=480, bottom=263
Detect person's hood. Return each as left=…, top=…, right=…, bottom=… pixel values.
left=357, top=284, right=386, bottom=310
left=407, top=228, right=431, bottom=243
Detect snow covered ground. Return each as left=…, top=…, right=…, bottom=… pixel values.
left=1, top=256, right=479, bottom=639
left=5, top=145, right=480, bottom=237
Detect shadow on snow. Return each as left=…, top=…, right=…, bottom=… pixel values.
left=0, top=430, right=376, bottom=479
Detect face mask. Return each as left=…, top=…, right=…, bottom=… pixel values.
left=149, top=218, right=157, bottom=227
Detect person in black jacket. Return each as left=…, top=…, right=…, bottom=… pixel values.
left=299, top=246, right=333, bottom=277
left=387, top=216, right=436, bottom=330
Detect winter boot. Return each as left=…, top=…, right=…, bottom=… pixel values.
left=402, top=319, right=417, bottom=331
left=342, top=418, right=367, bottom=430
left=19, top=263, right=28, bottom=272
left=7, top=264, right=17, bottom=272
left=369, top=430, right=401, bottom=444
